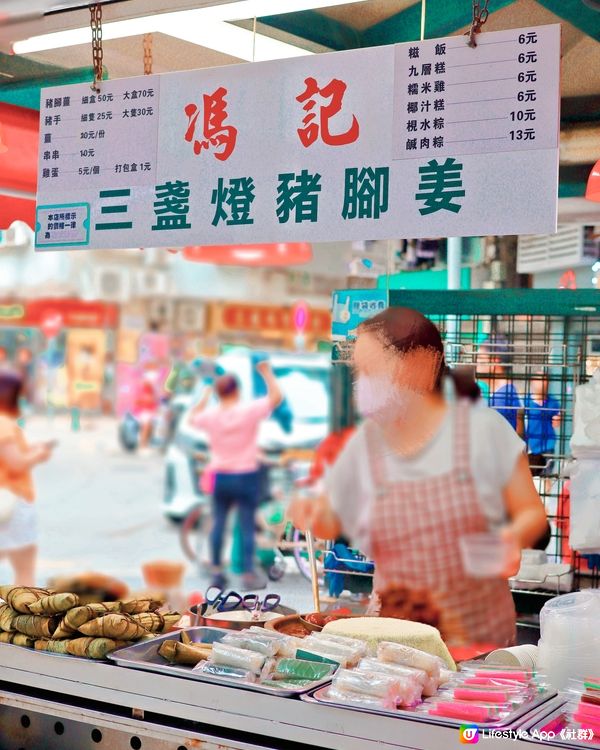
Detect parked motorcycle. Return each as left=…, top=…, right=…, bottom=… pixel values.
left=118, top=397, right=172, bottom=453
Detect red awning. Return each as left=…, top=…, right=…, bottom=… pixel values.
left=0, top=102, right=38, bottom=229
left=0, top=194, right=35, bottom=229
left=0, top=102, right=38, bottom=192
left=183, top=243, right=312, bottom=266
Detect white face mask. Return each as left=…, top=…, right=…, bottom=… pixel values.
left=354, top=374, right=409, bottom=420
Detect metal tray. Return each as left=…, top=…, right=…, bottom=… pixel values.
left=0, top=641, right=102, bottom=664
left=108, top=626, right=337, bottom=697
left=305, top=685, right=556, bottom=730
left=521, top=701, right=598, bottom=748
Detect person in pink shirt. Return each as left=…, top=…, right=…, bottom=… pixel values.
left=190, top=361, right=282, bottom=591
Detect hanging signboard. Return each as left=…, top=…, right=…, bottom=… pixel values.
left=34, top=24, right=560, bottom=252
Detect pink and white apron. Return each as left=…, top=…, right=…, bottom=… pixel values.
left=366, top=404, right=516, bottom=647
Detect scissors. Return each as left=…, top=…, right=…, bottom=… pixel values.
left=204, top=588, right=281, bottom=618
left=204, top=587, right=244, bottom=615
left=241, top=593, right=281, bottom=621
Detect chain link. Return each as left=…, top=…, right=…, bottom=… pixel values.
left=143, top=32, right=153, bottom=75
left=90, top=3, right=103, bottom=91
left=465, top=0, right=490, bottom=47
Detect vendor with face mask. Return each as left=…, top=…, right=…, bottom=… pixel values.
left=292, top=307, right=548, bottom=647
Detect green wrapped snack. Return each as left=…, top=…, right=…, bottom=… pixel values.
left=0, top=586, right=50, bottom=613
left=0, top=631, right=32, bottom=646
left=273, top=658, right=335, bottom=682
left=54, top=602, right=121, bottom=638
left=0, top=632, right=35, bottom=648
left=12, top=633, right=35, bottom=648
left=0, top=603, right=17, bottom=632
left=35, top=639, right=70, bottom=654
left=86, top=638, right=129, bottom=660
left=12, top=614, right=58, bottom=639
left=28, top=592, right=79, bottom=615
left=120, top=598, right=162, bottom=615
left=78, top=613, right=148, bottom=640
left=64, top=636, right=128, bottom=659
left=130, top=612, right=180, bottom=634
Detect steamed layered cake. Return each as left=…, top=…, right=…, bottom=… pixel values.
left=322, top=617, right=456, bottom=670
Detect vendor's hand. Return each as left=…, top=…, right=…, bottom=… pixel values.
left=289, top=495, right=340, bottom=539
left=192, top=386, right=212, bottom=410
left=289, top=497, right=316, bottom=532
left=499, top=526, right=522, bottom=579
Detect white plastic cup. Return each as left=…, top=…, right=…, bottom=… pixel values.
left=485, top=645, right=538, bottom=669
left=459, top=532, right=513, bottom=578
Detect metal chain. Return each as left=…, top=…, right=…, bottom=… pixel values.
left=465, top=0, right=490, bottom=47
left=90, top=3, right=103, bottom=91
left=143, top=32, right=153, bottom=75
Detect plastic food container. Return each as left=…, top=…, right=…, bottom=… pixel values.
left=459, top=533, right=513, bottom=578
left=537, top=592, right=600, bottom=690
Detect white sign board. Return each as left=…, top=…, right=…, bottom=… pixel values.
left=35, top=24, right=560, bottom=251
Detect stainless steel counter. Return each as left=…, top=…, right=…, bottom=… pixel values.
left=0, top=644, right=551, bottom=750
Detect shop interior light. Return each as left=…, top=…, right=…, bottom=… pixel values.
left=200, top=0, right=367, bottom=19
left=13, top=17, right=310, bottom=59
left=12, top=0, right=365, bottom=58
left=231, top=248, right=266, bottom=261
left=183, top=242, right=312, bottom=266
left=586, top=159, right=600, bottom=203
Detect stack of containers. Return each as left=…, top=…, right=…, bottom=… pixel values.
left=569, top=371, right=600, bottom=558
left=562, top=677, right=600, bottom=738
left=537, top=592, right=600, bottom=691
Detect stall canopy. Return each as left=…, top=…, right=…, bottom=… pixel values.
left=0, top=51, right=103, bottom=229
left=0, top=101, right=38, bottom=229
left=0, top=102, right=38, bottom=193
left=183, top=243, right=313, bottom=266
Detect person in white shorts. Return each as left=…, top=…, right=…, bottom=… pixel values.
left=0, top=371, right=54, bottom=585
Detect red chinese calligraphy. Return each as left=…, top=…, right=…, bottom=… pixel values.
left=296, top=77, right=359, bottom=148
left=184, top=86, right=237, bottom=161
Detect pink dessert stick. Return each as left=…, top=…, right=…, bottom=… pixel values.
left=429, top=701, right=495, bottom=722
left=474, top=670, right=528, bottom=682
left=454, top=688, right=509, bottom=703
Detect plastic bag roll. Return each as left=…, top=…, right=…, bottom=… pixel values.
left=304, top=636, right=362, bottom=667
left=377, top=641, right=441, bottom=679
left=222, top=633, right=279, bottom=657
left=327, top=686, right=388, bottom=710
left=310, top=632, right=368, bottom=657
left=248, top=627, right=300, bottom=657
left=210, top=642, right=266, bottom=674
left=358, top=658, right=427, bottom=687
left=333, top=668, right=421, bottom=707
left=195, top=662, right=256, bottom=682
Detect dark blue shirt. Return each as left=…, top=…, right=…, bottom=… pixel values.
left=524, top=394, right=560, bottom=454
left=489, top=383, right=522, bottom=431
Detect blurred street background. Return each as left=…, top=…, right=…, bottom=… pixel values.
left=0, top=413, right=316, bottom=611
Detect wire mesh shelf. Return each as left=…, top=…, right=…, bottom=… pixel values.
left=432, top=306, right=600, bottom=594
